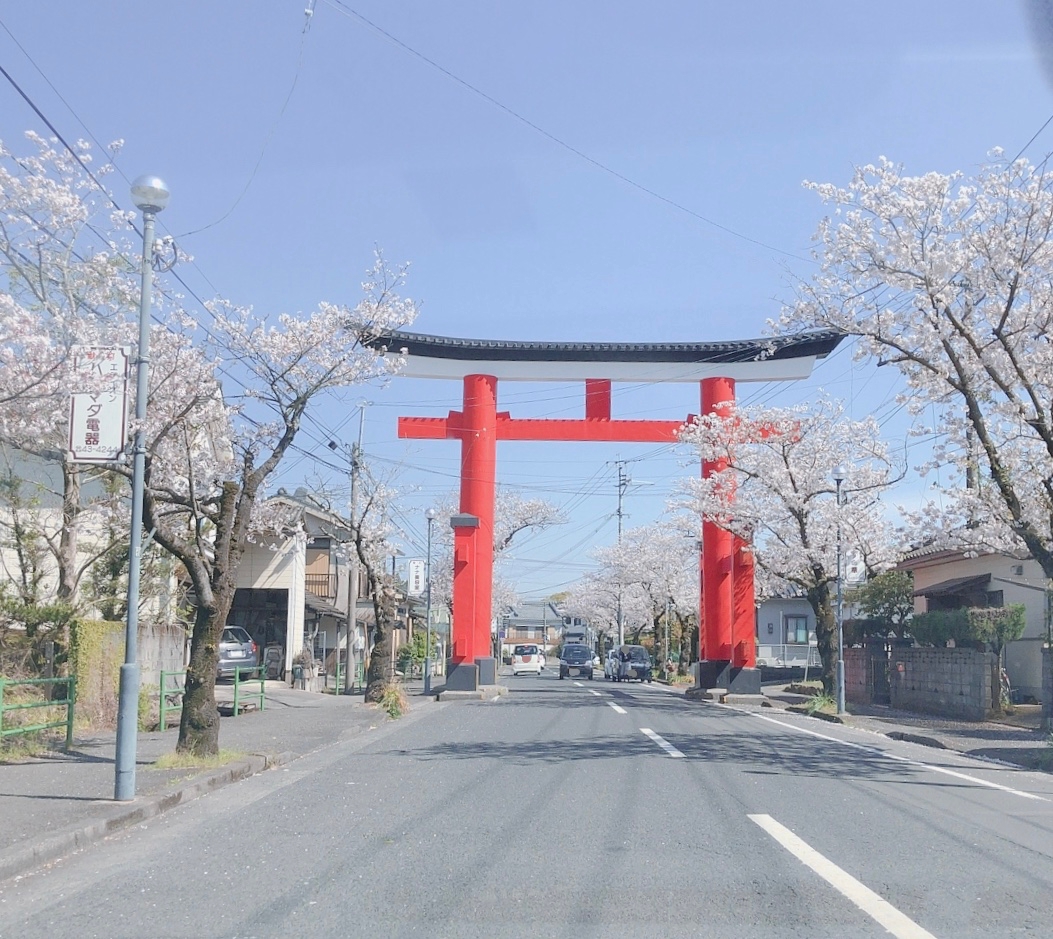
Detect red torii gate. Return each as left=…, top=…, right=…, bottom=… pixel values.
left=369, top=331, right=842, bottom=692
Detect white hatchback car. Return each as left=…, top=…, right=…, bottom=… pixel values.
left=511, top=643, right=543, bottom=676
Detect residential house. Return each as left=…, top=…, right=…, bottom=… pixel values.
left=228, top=489, right=368, bottom=680
left=897, top=546, right=1049, bottom=701
left=497, top=601, right=565, bottom=658
left=754, top=596, right=821, bottom=669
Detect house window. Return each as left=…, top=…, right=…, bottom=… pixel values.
left=785, top=615, right=809, bottom=644
left=986, top=590, right=1004, bottom=608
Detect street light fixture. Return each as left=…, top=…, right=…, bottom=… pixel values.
left=832, top=464, right=847, bottom=715
left=114, top=175, right=169, bottom=801
left=424, top=508, right=437, bottom=694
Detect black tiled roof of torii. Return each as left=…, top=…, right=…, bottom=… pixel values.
left=363, top=329, right=845, bottom=364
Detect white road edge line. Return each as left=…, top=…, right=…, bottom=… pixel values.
left=730, top=707, right=1048, bottom=803
left=640, top=727, right=685, bottom=758
left=607, top=702, right=627, bottom=714
left=749, top=814, right=938, bottom=939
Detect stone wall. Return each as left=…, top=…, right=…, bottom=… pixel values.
left=888, top=647, right=995, bottom=721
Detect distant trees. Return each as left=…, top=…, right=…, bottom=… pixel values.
left=563, top=521, right=698, bottom=666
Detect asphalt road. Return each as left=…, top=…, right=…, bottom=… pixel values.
left=2, top=672, right=1053, bottom=938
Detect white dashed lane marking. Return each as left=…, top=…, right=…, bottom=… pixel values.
left=640, top=727, right=684, bottom=758
left=749, top=814, right=938, bottom=939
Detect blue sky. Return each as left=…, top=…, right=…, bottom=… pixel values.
left=1, top=2, right=1050, bottom=597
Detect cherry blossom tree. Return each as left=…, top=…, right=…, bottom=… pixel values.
left=678, top=398, right=899, bottom=694
left=782, top=154, right=1053, bottom=580
left=593, top=524, right=698, bottom=646
left=136, top=259, right=416, bottom=754
left=0, top=133, right=141, bottom=608
left=0, top=131, right=419, bottom=754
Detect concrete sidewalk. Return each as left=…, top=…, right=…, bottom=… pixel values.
left=758, top=684, right=1052, bottom=771
left=0, top=681, right=436, bottom=883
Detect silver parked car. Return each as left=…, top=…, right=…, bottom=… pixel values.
left=216, top=626, right=259, bottom=680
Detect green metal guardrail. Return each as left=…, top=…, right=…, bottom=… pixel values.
left=159, top=670, right=184, bottom=731
left=330, top=659, right=365, bottom=693
left=232, top=666, right=264, bottom=715
left=0, top=676, right=75, bottom=749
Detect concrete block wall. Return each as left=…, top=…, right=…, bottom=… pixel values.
left=889, top=647, right=995, bottom=721
left=1044, top=647, right=1052, bottom=730
left=844, top=648, right=871, bottom=704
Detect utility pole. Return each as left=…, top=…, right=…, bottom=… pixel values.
left=615, top=461, right=628, bottom=646
left=331, top=405, right=367, bottom=694
left=664, top=596, right=670, bottom=674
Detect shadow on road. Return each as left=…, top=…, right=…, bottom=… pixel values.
left=397, top=726, right=944, bottom=787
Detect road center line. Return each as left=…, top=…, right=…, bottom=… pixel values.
left=607, top=702, right=627, bottom=714
left=588, top=689, right=602, bottom=697
left=640, top=727, right=684, bottom=758
left=573, top=681, right=583, bottom=686
left=733, top=708, right=1048, bottom=802
left=749, top=814, right=938, bottom=939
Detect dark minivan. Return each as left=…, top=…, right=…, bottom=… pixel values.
left=559, top=643, right=594, bottom=680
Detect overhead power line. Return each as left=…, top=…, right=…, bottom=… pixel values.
left=320, top=0, right=809, bottom=262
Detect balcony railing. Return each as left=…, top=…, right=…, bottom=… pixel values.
left=305, top=572, right=337, bottom=599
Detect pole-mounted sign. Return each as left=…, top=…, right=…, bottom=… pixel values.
left=68, top=345, right=131, bottom=463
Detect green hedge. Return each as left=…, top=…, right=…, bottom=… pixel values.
left=910, top=605, right=1026, bottom=650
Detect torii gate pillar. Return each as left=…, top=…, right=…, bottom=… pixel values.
left=447, top=374, right=499, bottom=690
left=695, top=377, right=761, bottom=696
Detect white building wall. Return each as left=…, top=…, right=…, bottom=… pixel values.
left=285, top=534, right=307, bottom=673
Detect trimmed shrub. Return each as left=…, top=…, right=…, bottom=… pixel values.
left=910, top=605, right=1027, bottom=652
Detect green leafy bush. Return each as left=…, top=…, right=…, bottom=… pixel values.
left=378, top=683, right=408, bottom=719
left=910, top=605, right=1026, bottom=651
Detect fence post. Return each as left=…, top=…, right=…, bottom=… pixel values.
left=65, top=676, right=75, bottom=749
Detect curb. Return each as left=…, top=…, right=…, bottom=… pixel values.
left=0, top=750, right=289, bottom=884
left=785, top=704, right=846, bottom=724
left=884, top=730, right=948, bottom=749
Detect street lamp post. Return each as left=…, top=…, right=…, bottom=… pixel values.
left=832, top=464, right=846, bottom=715
left=424, top=508, right=437, bottom=694
left=114, top=175, right=169, bottom=801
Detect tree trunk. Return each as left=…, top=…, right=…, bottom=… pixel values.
left=808, top=583, right=837, bottom=694
left=365, top=578, right=397, bottom=702
left=57, top=462, right=80, bottom=603
left=176, top=582, right=236, bottom=756
left=57, top=462, right=80, bottom=671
